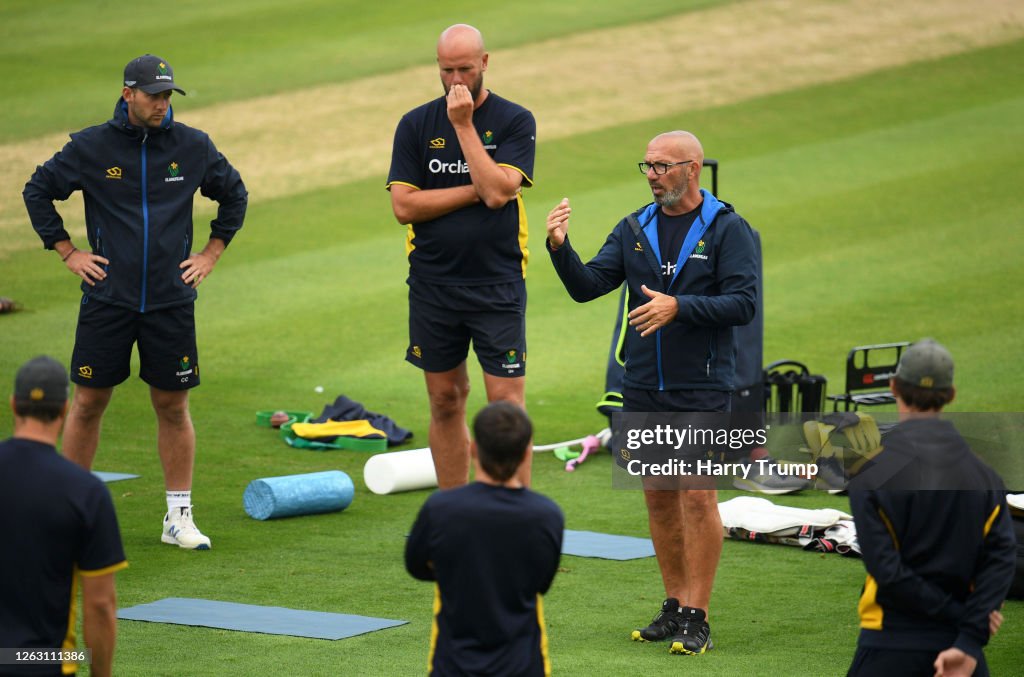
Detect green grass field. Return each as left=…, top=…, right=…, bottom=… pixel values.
left=1, top=1, right=1023, bottom=675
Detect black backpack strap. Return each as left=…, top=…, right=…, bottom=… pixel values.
left=626, top=213, right=643, bottom=237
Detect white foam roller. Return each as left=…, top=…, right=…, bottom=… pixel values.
left=363, top=447, right=438, bottom=495
left=243, top=470, right=354, bottom=520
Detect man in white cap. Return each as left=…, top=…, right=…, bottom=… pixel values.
left=847, top=338, right=1016, bottom=677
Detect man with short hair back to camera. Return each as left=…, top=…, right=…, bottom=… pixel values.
left=405, top=402, right=563, bottom=676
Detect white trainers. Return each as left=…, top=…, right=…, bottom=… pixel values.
left=161, top=506, right=212, bottom=550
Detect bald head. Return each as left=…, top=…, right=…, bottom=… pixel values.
left=438, top=24, right=485, bottom=57
left=650, top=131, right=704, bottom=166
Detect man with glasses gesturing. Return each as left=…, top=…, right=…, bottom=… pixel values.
left=546, top=131, right=757, bottom=656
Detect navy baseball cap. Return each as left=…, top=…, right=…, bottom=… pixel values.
left=124, top=54, right=186, bottom=95
left=14, top=356, right=69, bottom=404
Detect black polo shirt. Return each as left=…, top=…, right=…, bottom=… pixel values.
left=406, top=482, right=563, bottom=676
left=387, top=91, right=536, bottom=286
left=0, top=438, right=127, bottom=676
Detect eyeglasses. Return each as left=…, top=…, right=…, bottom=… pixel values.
left=638, top=160, right=693, bottom=175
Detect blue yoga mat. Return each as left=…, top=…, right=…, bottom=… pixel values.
left=244, top=470, right=354, bottom=520
left=562, top=529, right=655, bottom=560
left=92, top=471, right=140, bottom=483
left=118, top=598, right=406, bottom=640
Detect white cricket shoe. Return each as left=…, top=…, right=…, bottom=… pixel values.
left=162, top=506, right=212, bottom=550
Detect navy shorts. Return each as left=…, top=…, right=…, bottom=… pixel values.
left=622, top=387, right=731, bottom=415
left=617, top=388, right=732, bottom=471
left=848, top=646, right=988, bottom=677
left=70, top=297, right=199, bottom=391
left=406, top=279, right=526, bottom=377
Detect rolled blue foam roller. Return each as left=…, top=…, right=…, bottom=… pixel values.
left=243, top=470, right=354, bottom=520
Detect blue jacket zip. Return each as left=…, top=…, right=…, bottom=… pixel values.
left=140, top=130, right=149, bottom=312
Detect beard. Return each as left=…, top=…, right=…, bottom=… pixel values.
left=653, top=173, right=689, bottom=208
left=443, top=74, right=484, bottom=101
left=654, top=187, right=684, bottom=208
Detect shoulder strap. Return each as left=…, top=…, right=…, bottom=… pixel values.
left=626, top=213, right=642, bottom=237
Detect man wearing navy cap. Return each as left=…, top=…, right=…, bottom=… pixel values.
left=0, top=356, right=127, bottom=677
left=23, top=55, right=248, bottom=549
left=847, top=339, right=1016, bottom=677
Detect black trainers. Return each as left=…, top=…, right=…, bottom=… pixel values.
left=630, top=598, right=684, bottom=642
left=669, top=607, right=713, bottom=655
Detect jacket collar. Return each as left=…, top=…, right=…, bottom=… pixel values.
left=637, top=189, right=726, bottom=231
left=633, top=189, right=727, bottom=289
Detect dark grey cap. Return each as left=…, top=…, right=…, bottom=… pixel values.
left=14, top=356, right=69, bottom=404
left=124, top=54, right=186, bottom=96
left=895, top=338, right=954, bottom=389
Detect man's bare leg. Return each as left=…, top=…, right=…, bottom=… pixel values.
left=150, top=387, right=195, bottom=491
left=644, top=489, right=688, bottom=602
left=424, top=364, right=472, bottom=489
left=151, top=386, right=210, bottom=549
left=482, top=373, right=529, bottom=486
left=61, top=385, right=114, bottom=469
left=679, top=488, right=721, bottom=614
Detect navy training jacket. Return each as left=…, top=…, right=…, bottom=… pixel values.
left=548, top=190, right=757, bottom=391
left=24, top=98, right=248, bottom=313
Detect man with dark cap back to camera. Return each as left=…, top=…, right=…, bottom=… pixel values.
left=847, top=338, right=1016, bottom=677
left=23, top=55, right=248, bottom=549
left=0, top=356, right=127, bottom=677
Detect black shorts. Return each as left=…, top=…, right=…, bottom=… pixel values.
left=617, top=388, right=732, bottom=472
left=406, top=280, right=526, bottom=377
left=622, top=387, right=731, bottom=415
left=729, top=384, right=766, bottom=457
left=848, top=646, right=988, bottom=677
left=70, top=297, right=199, bottom=391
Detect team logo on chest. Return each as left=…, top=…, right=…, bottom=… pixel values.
left=482, top=130, right=495, bottom=149
left=689, top=239, right=709, bottom=261
left=165, top=162, right=184, bottom=183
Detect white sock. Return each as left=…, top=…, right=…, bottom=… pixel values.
left=166, top=491, right=192, bottom=513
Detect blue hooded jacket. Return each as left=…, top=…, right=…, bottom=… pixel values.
left=24, top=98, right=247, bottom=312
left=548, top=190, right=757, bottom=391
